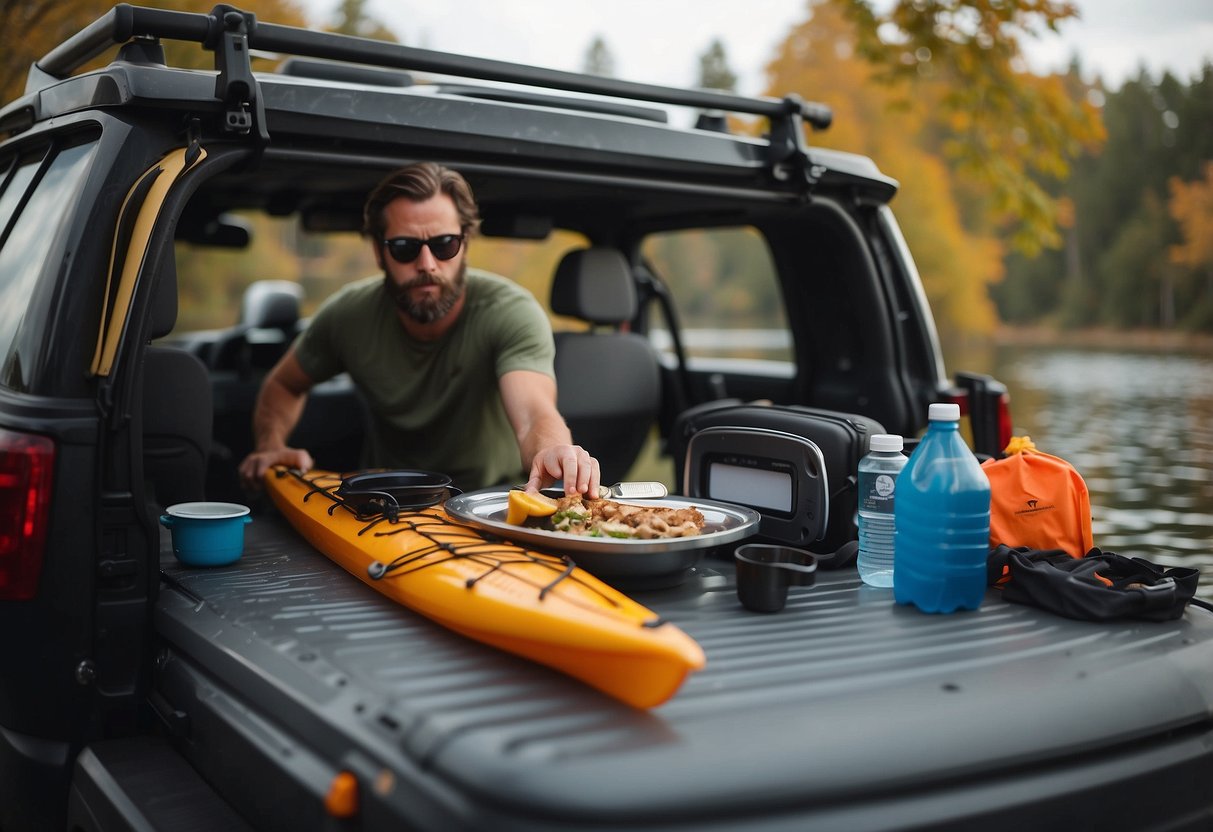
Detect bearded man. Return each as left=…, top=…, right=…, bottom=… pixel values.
left=238, top=162, right=599, bottom=495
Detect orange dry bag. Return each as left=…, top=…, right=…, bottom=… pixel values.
left=981, top=436, right=1094, bottom=559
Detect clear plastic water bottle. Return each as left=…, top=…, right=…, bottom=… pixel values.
left=893, top=403, right=991, bottom=613
left=857, top=434, right=907, bottom=587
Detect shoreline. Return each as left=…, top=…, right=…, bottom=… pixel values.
left=957, top=326, right=1213, bottom=354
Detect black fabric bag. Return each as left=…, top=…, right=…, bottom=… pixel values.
left=986, top=545, right=1213, bottom=622
left=671, top=401, right=885, bottom=561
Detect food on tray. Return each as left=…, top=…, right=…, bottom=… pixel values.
left=506, top=489, right=558, bottom=525
left=549, top=495, right=705, bottom=539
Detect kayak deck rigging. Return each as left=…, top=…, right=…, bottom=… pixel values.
left=262, top=467, right=704, bottom=707
left=283, top=466, right=631, bottom=608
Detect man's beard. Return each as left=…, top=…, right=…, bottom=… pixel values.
left=386, top=259, right=467, bottom=324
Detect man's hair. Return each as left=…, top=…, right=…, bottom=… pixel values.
left=362, top=162, right=481, bottom=241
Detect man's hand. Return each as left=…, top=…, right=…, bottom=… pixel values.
left=501, top=370, right=602, bottom=497
left=238, top=446, right=314, bottom=490
left=525, top=443, right=600, bottom=496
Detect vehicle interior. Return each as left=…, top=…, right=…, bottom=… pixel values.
left=163, top=145, right=926, bottom=506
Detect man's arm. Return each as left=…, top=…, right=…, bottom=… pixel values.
left=237, top=348, right=317, bottom=486
left=499, top=370, right=600, bottom=496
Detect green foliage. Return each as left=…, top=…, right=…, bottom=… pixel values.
left=1094, top=193, right=1175, bottom=328
left=764, top=1, right=1007, bottom=338
left=644, top=230, right=783, bottom=326
left=994, top=65, right=1213, bottom=333
left=327, top=0, right=397, bottom=41
left=829, top=0, right=1104, bottom=257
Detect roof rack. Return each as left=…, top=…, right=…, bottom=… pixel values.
left=29, top=3, right=831, bottom=183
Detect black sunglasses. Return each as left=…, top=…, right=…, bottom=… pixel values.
left=382, top=234, right=465, bottom=264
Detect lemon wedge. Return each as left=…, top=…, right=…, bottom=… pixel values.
left=505, top=490, right=559, bottom=526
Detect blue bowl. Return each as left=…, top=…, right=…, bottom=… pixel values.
left=160, top=502, right=252, bottom=567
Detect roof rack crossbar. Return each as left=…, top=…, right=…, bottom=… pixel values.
left=251, top=22, right=833, bottom=129
left=32, top=4, right=833, bottom=131
left=35, top=5, right=210, bottom=81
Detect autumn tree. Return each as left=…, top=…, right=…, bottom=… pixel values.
left=765, top=1, right=1003, bottom=337
left=828, top=0, right=1105, bottom=257
left=0, top=1, right=312, bottom=104
left=0, top=0, right=375, bottom=331
left=1168, top=161, right=1213, bottom=328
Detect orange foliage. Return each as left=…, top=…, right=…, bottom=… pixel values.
left=764, top=1, right=1002, bottom=336
left=828, top=0, right=1104, bottom=256
left=0, top=0, right=312, bottom=104
left=1168, top=162, right=1213, bottom=271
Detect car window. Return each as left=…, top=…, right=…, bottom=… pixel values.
left=173, top=216, right=589, bottom=334
left=641, top=226, right=792, bottom=367
left=0, top=139, right=98, bottom=392
left=174, top=213, right=371, bottom=332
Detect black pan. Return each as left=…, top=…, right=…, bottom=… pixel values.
left=336, top=469, right=460, bottom=517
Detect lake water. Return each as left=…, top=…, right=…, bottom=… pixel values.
left=948, top=342, right=1213, bottom=601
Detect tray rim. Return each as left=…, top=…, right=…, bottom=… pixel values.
left=443, top=488, right=761, bottom=558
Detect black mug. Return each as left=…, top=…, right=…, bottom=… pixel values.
left=734, top=543, right=818, bottom=613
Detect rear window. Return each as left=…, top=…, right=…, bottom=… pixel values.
left=0, top=138, right=98, bottom=392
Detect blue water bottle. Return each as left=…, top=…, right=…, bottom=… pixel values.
left=893, top=403, right=991, bottom=613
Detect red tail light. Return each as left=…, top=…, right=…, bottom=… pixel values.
left=946, top=373, right=1014, bottom=458
left=994, top=391, right=1013, bottom=453
left=0, top=428, right=55, bottom=601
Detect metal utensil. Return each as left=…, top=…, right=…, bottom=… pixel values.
left=519, top=481, right=669, bottom=500
left=596, top=481, right=668, bottom=500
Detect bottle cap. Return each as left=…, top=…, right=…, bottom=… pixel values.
left=869, top=434, right=903, bottom=452
left=928, top=402, right=961, bottom=422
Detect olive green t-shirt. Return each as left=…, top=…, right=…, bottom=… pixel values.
left=293, top=270, right=554, bottom=490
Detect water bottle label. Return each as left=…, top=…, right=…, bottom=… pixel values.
left=860, top=472, right=897, bottom=513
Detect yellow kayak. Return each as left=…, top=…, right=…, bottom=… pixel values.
left=264, top=467, right=705, bottom=708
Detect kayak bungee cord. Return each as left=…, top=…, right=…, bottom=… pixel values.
left=264, top=466, right=700, bottom=707
left=278, top=467, right=625, bottom=607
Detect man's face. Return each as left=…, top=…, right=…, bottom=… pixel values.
left=377, top=194, right=467, bottom=325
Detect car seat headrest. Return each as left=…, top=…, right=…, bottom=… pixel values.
left=550, top=248, right=637, bottom=325
left=241, top=280, right=303, bottom=330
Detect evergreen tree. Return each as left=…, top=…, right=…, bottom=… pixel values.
left=697, top=39, right=738, bottom=91
left=330, top=0, right=398, bottom=41
left=995, top=65, right=1213, bottom=333
left=583, top=35, right=616, bottom=77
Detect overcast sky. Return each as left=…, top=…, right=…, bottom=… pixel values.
left=295, top=0, right=1212, bottom=95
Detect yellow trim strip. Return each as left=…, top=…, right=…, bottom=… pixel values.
left=89, top=145, right=207, bottom=377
